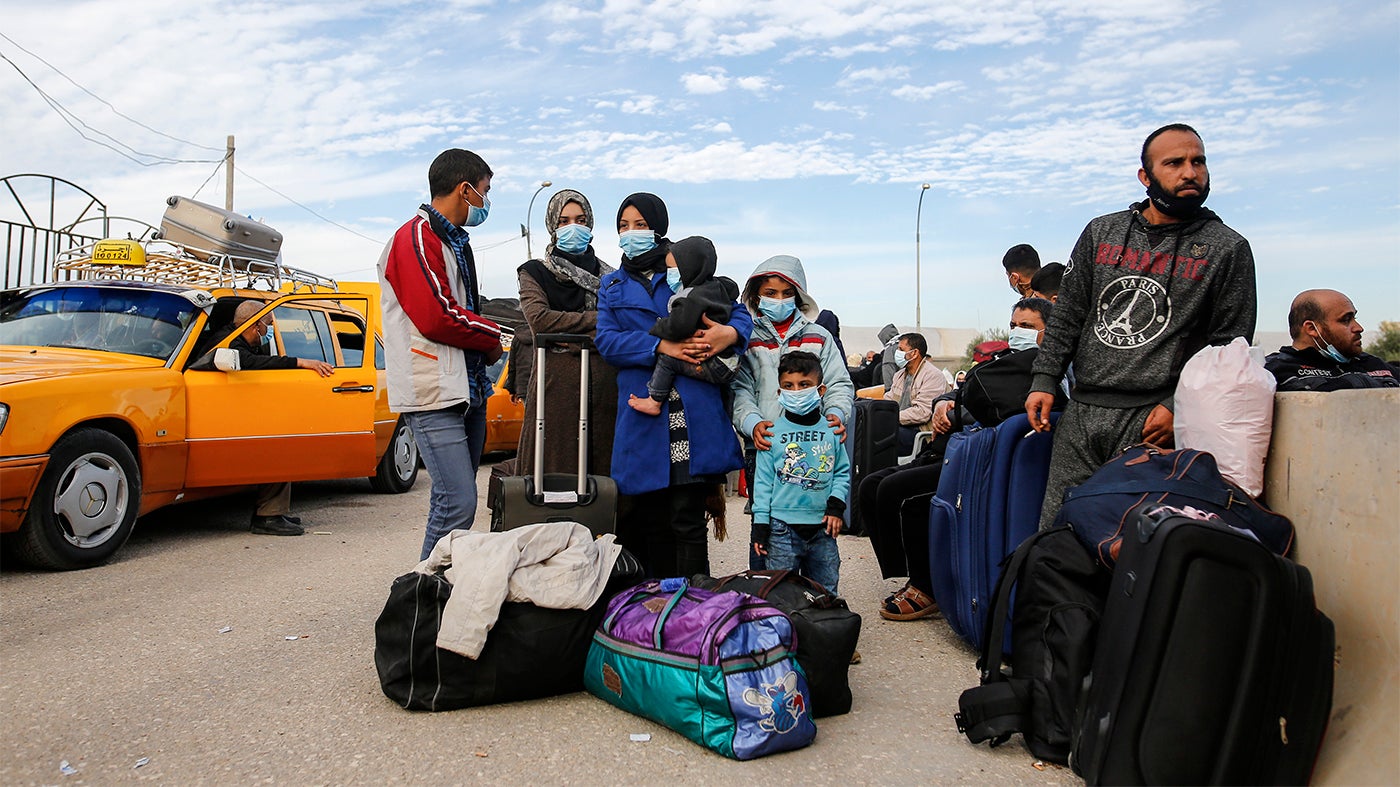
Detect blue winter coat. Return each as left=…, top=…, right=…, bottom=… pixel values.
left=596, top=269, right=753, bottom=495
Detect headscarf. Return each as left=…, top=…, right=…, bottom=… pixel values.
left=617, top=192, right=671, bottom=278
left=521, top=189, right=614, bottom=311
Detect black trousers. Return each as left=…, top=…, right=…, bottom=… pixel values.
left=858, top=462, right=943, bottom=593
left=617, top=483, right=711, bottom=580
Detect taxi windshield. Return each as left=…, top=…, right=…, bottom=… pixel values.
left=0, top=286, right=198, bottom=360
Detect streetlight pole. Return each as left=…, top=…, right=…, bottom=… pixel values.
left=916, top=182, right=931, bottom=333
left=525, top=180, right=552, bottom=259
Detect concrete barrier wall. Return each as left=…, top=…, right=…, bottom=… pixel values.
left=1263, top=389, right=1400, bottom=785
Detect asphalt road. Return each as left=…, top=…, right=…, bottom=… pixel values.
left=0, top=460, right=1080, bottom=785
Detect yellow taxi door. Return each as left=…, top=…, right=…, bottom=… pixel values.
left=183, top=294, right=377, bottom=487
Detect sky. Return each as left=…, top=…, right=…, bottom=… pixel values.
left=2, top=0, right=1398, bottom=344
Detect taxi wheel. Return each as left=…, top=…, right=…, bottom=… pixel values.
left=370, top=416, right=419, bottom=494
left=17, top=428, right=141, bottom=570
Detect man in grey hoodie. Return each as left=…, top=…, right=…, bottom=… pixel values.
left=1026, top=124, right=1257, bottom=527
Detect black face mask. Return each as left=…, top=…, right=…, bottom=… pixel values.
left=1146, top=172, right=1210, bottom=219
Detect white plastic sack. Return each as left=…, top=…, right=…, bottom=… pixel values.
left=1174, top=337, right=1276, bottom=497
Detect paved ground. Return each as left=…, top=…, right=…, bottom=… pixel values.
left=0, top=460, right=1081, bottom=785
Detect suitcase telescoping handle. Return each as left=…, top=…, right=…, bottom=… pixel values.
left=532, top=333, right=595, bottom=499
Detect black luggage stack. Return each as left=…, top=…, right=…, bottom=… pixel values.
left=494, top=333, right=617, bottom=537
left=1071, top=503, right=1335, bottom=785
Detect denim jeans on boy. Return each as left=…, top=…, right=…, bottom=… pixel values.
left=406, top=402, right=487, bottom=560
left=765, top=518, right=840, bottom=595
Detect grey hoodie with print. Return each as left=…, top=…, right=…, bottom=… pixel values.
left=1030, top=201, right=1257, bottom=409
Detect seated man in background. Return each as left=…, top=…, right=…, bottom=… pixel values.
left=1266, top=289, right=1398, bottom=391
left=865, top=301, right=1060, bottom=622
left=197, top=300, right=335, bottom=536
left=883, top=332, right=946, bottom=455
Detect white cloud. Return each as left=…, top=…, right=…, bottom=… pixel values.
left=890, top=81, right=962, bottom=101
left=681, top=70, right=730, bottom=94
left=841, top=65, right=911, bottom=85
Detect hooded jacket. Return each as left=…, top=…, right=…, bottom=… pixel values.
left=732, top=254, right=855, bottom=441
left=648, top=236, right=740, bottom=341
left=875, top=323, right=900, bottom=387
left=1030, top=202, right=1256, bottom=409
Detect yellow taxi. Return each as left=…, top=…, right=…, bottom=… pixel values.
left=0, top=239, right=419, bottom=569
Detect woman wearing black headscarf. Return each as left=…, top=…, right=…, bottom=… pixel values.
left=514, top=189, right=618, bottom=476
left=595, top=193, right=753, bottom=577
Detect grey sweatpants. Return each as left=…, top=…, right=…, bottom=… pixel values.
left=1038, top=399, right=1156, bottom=529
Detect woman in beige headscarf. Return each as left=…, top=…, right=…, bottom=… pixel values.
left=514, top=189, right=618, bottom=476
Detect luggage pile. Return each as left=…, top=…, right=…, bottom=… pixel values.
left=945, top=441, right=1335, bottom=785
left=375, top=335, right=858, bottom=761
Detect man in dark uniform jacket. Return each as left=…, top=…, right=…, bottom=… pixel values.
left=1266, top=289, right=1398, bottom=391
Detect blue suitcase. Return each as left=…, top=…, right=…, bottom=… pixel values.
left=927, top=414, right=1057, bottom=649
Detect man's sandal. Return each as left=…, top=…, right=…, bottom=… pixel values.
left=882, top=582, right=911, bottom=608
left=879, top=585, right=939, bottom=621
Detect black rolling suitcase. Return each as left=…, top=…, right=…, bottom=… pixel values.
left=494, top=333, right=617, bottom=537
left=846, top=398, right=899, bottom=534
left=1071, top=503, right=1334, bottom=785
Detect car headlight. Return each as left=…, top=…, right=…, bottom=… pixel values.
left=0, top=403, right=7, bottom=435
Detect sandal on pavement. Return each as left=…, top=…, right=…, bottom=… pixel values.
left=880, top=585, right=939, bottom=621
left=882, top=582, right=911, bottom=608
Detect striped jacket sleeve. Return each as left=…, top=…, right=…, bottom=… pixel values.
left=384, top=217, right=500, bottom=351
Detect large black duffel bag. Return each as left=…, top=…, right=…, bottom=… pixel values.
left=374, top=549, right=642, bottom=711
left=691, top=569, right=861, bottom=717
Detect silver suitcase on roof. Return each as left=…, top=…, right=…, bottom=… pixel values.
left=155, top=195, right=283, bottom=263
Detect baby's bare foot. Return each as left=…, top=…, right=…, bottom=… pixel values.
left=628, top=394, right=663, bottom=416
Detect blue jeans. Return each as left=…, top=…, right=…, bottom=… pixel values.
left=765, top=518, right=840, bottom=595
left=406, top=402, right=487, bottom=560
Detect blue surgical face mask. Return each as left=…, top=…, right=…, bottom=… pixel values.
left=666, top=267, right=683, bottom=293
left=1008, top=326, right=1040, bottom=352
left=553, top=223, right=591, bottom=254
left=758, top=296, right=796, bottom=323
left=1313, top=336, right=1348, bottom=363
left=618, top=229, right=656, bottom=258
left=464, top=183, right=490, bottom=227
left=1308, top=322, right=1351, bottom=362
left=894, top=349, right=909, bottom=368
left=777, top=386, right=822, bottom=415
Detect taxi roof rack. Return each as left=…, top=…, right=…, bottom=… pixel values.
left=54, top=238, right=339, bottom=293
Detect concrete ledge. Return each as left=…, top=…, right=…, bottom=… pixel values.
left=1263, top=389, right=1400, bottom=785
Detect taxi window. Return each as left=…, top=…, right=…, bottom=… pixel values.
left=374, top=336, right=384, bottom=371
left=272, top=305, right=330, bottom=363
left=330, top=313, right=367, bottom=367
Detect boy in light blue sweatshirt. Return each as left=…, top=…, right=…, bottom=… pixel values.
left=751, top=351, right=851, bottom=594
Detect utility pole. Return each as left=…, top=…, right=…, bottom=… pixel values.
left=225, top=135, right=235, bottom=211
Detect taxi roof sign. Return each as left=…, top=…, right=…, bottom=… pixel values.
left=91, top=239, right=147, bottom=267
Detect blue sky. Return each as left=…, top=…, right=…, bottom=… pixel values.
left=2, top=0, right=1397, bottom=343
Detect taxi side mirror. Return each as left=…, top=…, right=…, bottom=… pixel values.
left=213, top=347, right=242, bottom=372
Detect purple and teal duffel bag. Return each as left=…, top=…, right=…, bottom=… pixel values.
left=584, top=580, right=817, bottom=760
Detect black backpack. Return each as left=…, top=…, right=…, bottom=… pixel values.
left=958, top=348, right=1067, bottom=428
left=955, top=527, right=1110, bottom=763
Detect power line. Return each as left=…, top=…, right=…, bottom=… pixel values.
left=1, top=49, right=223, bottom=166
left=191, top=151, right=233, bottom=201
left=0, top=31, right=222, bottom=153
left=234, top=165, right=383, bottom=246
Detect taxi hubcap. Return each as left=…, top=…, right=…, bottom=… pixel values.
left=53, top=453, right=129, bottom=547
